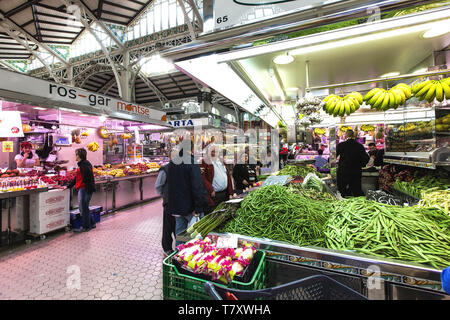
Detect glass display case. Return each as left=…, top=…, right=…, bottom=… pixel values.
left=384, top=103, right=450, bottom=169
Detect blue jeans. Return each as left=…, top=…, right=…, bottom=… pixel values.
left=78, top=188, right=93, bottom=230
left=174, top=213, right=204, bottom=247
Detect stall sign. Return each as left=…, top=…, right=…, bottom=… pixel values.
left=2, top=141, right=13, bottom=152
left=0, top=69, right=166, bottom=124
left=0, top=111, right=24, bottom=138
left=168, top=118, right=209, bottom=128
left=214, top=0, right=332, bottom=29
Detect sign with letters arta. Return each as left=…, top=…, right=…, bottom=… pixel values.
left=168, top=118, right=210, bottom=128
left=214, top=0, right=331, bottom=29
left=0, top=69, right=166, bottom=125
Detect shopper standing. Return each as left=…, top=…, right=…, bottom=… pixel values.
left=167, top=143, right=208, bottom=246
left=200, top=144, right=233, bottom=214
left=67, top=148, right=96, bottom=232
left=336, top=129, right=370, bottom=197
left=232, top=153, right=258, bottom=195
left=155, top=153, right=176, bottom=256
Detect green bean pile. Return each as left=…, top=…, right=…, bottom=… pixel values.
left=277, top=165, right=321, bottom=178
left=287, top=184, right=335, bottom=201
left=325, top=197, right=450, bottom=269
left=218, top=185, right=335, bottom=247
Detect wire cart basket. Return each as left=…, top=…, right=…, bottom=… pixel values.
left=204, top=275, right=368, bottom=300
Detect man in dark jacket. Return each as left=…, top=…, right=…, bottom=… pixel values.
left=336, top=130, right=370, bottom=197
left=155, top=150, right=176, bottom=256
left=167, top=143, right=208, bottom=246
left=67, top=148, right=96, bottom=232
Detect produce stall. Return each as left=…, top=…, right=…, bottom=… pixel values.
left=0, top=70, right=170, bottom=246
left=175, top=161, right=449, bottom=300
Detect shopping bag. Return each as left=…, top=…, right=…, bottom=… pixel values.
left=188, top=215, right=200, bottom=230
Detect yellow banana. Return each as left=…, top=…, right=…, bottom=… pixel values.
left=393, top=88, right=406, bottom=105
left=347, top=97, right=358, bottom=113
left=394, top=83, right=412, bottom=99
left=346, top=92, right=363, bottom=104
left=364, top=88, right=381, bottom=102
left=424, top=82, right=437, bottom=102
left=435, top=82, right=444, bottom=102
left=415, top=81, right=432, bottom=97
left=333, top=100, right=342, bottom=117
left=323, top=94, right=337, bottom=103
left=388, top=91, right=396, bottom=109
left=440, top=80, right=450, bottom=99
left=339, top=101, right=347, bottom=117
left=373, top=91, right=386, bottom=110
left=412, top=80, right=429, bottom=94
left=381, top=92, right=390, bottom=111
left=344, top=99, right=351, bottom=115
left=368, top=89, right=385, bottom=107
left=327, top=98, right=339, bottom=114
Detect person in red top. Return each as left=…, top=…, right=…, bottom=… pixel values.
left=67, top=148, right=96, bottom=232
left=200, top=144, right=233, bottom=214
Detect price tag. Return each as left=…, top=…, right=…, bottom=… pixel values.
left=216, top=235, right=238, bottom=248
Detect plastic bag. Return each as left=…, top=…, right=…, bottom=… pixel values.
left=188, top=215, right=200, bottom=229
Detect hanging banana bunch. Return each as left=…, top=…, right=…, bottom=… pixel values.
left=412, top=77, right=450, bottom=103
left=322, top=91, right=363, bottom=117
left=363, top=83, right=411, bottom=111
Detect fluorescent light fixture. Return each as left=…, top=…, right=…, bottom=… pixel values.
left=413, top=67, right=428, bottom=74
left=273, top=53, right=294, bottom=65
left=79, top=114, right=89, bottom=117
left=422, top=21, right=450, bottom=38
left=286, top=87, right=299, bottom=91
left=215, top=10, right=450, bottom=62
left=59, top=107, right=81, bottom=113
left=380, top=72, right=400, bottom=78
left=33, top=107, right=47, bottom=110
left=323, top=0, right=341, bottom=4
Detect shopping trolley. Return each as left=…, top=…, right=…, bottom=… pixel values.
left=204, top=275, right=368, bottom=300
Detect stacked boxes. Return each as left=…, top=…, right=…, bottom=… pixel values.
left=29, top=189, right=70, bottom=235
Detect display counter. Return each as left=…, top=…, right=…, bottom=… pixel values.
left=175, top=230, right=448, bottom=300
left=70, top=172, right=160, bottom=214
left=0, top=187, right=49, bottom=246
left=361, top=169, right=380, bottom=195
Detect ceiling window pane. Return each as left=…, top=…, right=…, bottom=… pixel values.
left=169, top=2, right=177, bottom=28
left=140, top=17, right=147, bottom=36
left=162, top=0, right=169, bottom=30
left=154, top=4, right=162, bottom=32
left=147, top=10, right=154, bottom=34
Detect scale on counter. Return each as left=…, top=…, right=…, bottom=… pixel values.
left=53, top=134, right=72, bottom=146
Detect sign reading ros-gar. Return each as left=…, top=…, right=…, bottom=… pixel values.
left=214, top=0, right=333, bottom=29
left=0, top=69, right=166, bottom=123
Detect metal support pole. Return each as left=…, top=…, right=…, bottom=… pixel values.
left=177, top=0, right=197, bottom=41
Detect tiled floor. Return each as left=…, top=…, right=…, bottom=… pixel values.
left=0, top=199, right=168, bottom=300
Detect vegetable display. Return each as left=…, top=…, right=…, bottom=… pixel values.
left=277, top=165, right=321, bottom=178
left=324, top=197, right=450, bottom=269
left=218, top=185, right=335, bottom=247
left=187, top=202, right=240, bottom=238
left=393, top=171, right=450, bottom=199
left=417, top=190, right=450, bottom=216
left=302, top=173, right=324, bottom=192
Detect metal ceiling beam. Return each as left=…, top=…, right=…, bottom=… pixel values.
left=61, top=0, right=127, bottom=52
left=0, top=23, right=62, bottom=83
left=176, top=0, right=196, bottom=41
left=138, top=71, right=169, bottom=105
left=186, top=0, right=203, bottom=31
left=4, top=0, right=42, bottom=18
left=97, top=75, right=117, bottom=94
left=0, top=60, right=20, bottom=72
left=0, top=11, right=70, bottom=66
